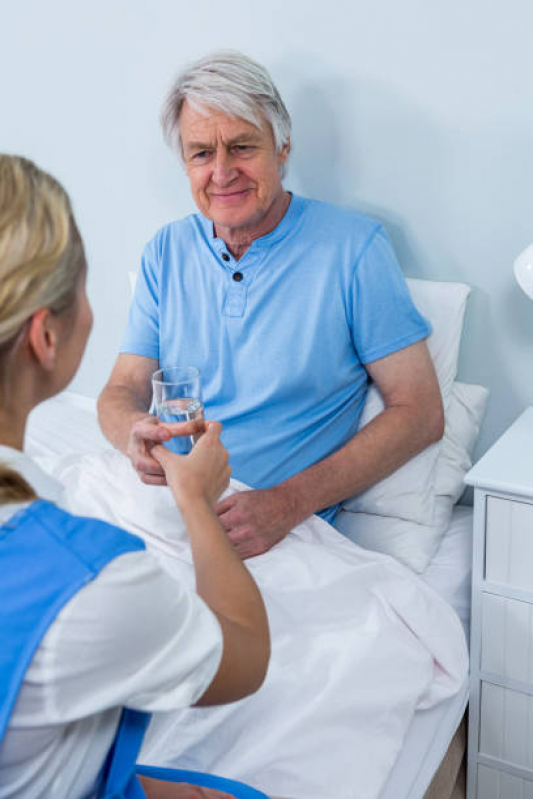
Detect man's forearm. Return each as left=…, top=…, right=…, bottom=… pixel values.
left=279, top=401, right=444, bottom=523
left=97, top=384, right=151, bottom=453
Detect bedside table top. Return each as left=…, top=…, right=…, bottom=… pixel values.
left=465, top=407, right=533, bottom=497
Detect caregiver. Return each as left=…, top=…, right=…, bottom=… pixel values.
left=0, top=155, right=270, bottom=798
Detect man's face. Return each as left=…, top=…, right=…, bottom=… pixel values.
left=179, top=101, right=289, bottom=235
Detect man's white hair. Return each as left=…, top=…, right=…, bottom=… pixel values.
left=161, top=50, right=292, bottom=172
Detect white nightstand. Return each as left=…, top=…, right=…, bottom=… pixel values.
left=466, top=407, right=533, bottom=798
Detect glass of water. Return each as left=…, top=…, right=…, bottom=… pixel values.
left=152, top=366, right=205, bottom=455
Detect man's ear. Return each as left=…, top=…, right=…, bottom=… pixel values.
left=27, top=308, right=59, bottom=371
left=279, top=136, right=291, bottom=164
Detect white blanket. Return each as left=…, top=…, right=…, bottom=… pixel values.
left=44, top=448, right=468, bottom=799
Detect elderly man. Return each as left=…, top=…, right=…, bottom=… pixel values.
left=98, top=51, right=443, bottom=559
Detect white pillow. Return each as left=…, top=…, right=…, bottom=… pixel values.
left=336, top=382, right=489, bottom=573
left=343, top=278, right=471, bottom=526
left=406, top=278, right=471, bottom=398
left=344, top=386, right=442, bottom=526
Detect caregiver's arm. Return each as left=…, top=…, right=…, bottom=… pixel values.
left=98, top=354, right=201, bottom=485
left=152, top=424, right=270, bottom=705
left=216, top=340, right=444, bottom=559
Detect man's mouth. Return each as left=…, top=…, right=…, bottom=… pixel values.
left=211, top=189, right=251, bottom=201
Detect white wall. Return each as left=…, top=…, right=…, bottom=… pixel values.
left=2, top=0, right=533, bottom=460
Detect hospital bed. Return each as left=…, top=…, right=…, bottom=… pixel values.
left=25, top=392, right=474, bottom=799
left=24, top=278, right=482, bottom=799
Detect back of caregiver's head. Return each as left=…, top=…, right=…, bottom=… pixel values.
left=0, top=154, right=85, bottom=503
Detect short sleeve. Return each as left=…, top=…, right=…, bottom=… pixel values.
left=37, top=550, right=223, bottom=719
left=351, top=226, right=431, bottom=364
left=120, top=238, right=160, bottom=360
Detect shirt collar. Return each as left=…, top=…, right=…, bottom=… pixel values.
left=198, top=192, right=305, bottom=252
left=0, top=446, right=64, bottom=505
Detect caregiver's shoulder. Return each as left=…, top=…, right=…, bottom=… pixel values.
left=56, top=546, right=222, bottom=670
left=69, top=547, right=219, bottom=634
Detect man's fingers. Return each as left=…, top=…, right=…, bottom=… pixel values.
left=132, top=445, right=167, bottom=482
left=133, top=421, right=171, bottom=443
left=215, top=495, right=237, bottom=516
left=133, top=452, right=166, bottom=475
left=226, top=524, right=255, bottom=544
left=216, top=511, right=233, bottom=532
left=139, top=472, right=168, bottom=486
left=229, top=538, right=257, bottom=560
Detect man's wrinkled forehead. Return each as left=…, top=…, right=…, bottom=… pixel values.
left=178, top=100, right=271, bottom=152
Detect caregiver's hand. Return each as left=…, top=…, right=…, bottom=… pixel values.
left=127, top=414, right=205, bottom=486
left=152, top=421, right=231, bottom=507
left=215, top=486, right=299, bottom=559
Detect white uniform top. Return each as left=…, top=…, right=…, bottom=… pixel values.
left=0, top=446, right=223, bottom=798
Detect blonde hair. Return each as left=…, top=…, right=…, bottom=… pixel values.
left=0, top=154, right=85, bottom=503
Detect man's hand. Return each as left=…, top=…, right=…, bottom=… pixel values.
left=215, top=486, right=301, bottom=559
left=127, top=415, right=205, bottom=486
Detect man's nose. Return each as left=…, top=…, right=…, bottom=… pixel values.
left=211, top=148, right=237, bottom=185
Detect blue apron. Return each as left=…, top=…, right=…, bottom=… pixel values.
left=0, top=499, right=268, bottom=798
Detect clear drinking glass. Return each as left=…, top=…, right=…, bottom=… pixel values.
left=152, top=366, right=205, bottom=455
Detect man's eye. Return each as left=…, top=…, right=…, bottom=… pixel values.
left=233, top=145, right=254, bottom=154
left=192, top=151, right=211, bottom=161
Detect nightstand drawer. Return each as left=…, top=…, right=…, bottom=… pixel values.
left=477, top=764, right=533, bottom=799
left=481, top=593, right=533, bottom=681
left=486, top=496, right=533, bottom=590
left=480, top=681, right=533, bottom=770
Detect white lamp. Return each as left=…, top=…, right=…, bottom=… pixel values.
left=514, top=243, right=533, bottom=300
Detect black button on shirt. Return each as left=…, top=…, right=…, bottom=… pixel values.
left=233, top=271, right=244, bottom=282
left=222, top=253, right=230, bottom=262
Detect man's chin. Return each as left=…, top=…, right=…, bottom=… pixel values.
left=208, top=209, right=264, bottom=234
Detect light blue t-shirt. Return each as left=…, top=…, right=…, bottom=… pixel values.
left=121, top=194, right=430, bottom=523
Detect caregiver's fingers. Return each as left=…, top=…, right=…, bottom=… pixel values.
left=128, top=419, right=199, bottom=485
left=152, top=425, right=230, bottom=507
left=151, top=423, right=219, bottom=471
left=158, top=418, right=205, bottom=439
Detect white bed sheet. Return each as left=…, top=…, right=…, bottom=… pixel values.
left=24, top=393, right=472, bottom=799
left=421, top=506, right=473, bottom=644
left=370, top=505, right=472, bottom=799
